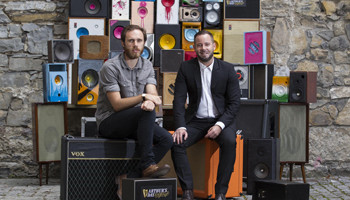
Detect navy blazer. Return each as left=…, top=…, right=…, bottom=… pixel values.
left=173, top=57, right=241, bottom=129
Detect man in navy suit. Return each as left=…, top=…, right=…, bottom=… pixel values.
left=171, top=30, right=241, bottom=200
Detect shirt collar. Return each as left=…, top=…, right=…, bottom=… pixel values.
left=198, top=59, right=214, bottom=71
left=120, top=53, right=142, bottom=70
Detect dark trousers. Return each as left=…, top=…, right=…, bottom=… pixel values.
left=171, top=117, right=236, bottom=194
left=99, top=106, right=173, bottom=173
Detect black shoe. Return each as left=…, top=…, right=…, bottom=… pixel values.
left=182, top=190, right=194, bottom=200
left=215, top=193, right=226, bottom=200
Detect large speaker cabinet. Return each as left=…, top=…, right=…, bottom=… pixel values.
left=158, top=134, right=243, bottom=199
left=32, top=102, right=67, bottom=163
left=60, top=136, right=140, bottom=200
left=279, top=103, right=309, bottom=163
left=249, top=64, right=274, bottom=99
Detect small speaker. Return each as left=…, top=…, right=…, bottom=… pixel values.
left=246, top=138, right=280, bottom=195
left=179, top=7, right=202, bottom=22
left=184, top=50, right=197, bottom=61
left=182, top=22, right=201, bottom=51
left=69, top=0, right=111, bottom=18
left=43, top=63, right=68, bottom=102
left=203, top=2, right=222, bottom=29
left=162, top=73, right=177, bottom=106
left=224, top=0, right=260, bottom=19
left=131, top=1, right=154, bottom=33
left=279, top=103, right=309, bottom=163
left=109, top=19, right=131, bottom=51
left=288, top=71, right=317, bottom=103
left=141, top=34, right=154, bottom=63
left=272, top=76, right=289, bottom=103
left=181, top=0, right=199, bottom=6
left=68, top=17, right=106, bottom=60
left=244, top=31, right=271, bottom=64
left=233, top=65, right=249, bottom=99
left=156, top=0, right=180, bottom=24
left=249, top=64, right=274, bottom=99
left=112, top=0, right=130, bottom=19
left=48, top=40, right=74, bottom=63
left=32, top=102, right=67, bottom=163
left=154, top=24, right=181, bottom=66
left=206, top=29, right=222, bottom=59
left=60, top=136, right=140, bottom=200
left=160, top=49, right=184, bottom=73
left=254, top=180, right=310, bottom=200
left=72, top=59, right=104, bottom=105
left=223, top=20, right=260, bottom=64
left=79, top=35, right=109, bottom=60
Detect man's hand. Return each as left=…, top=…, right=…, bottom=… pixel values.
left=173, top=128, right=188, bottom=144
left=141, top=100, right=155, bottom=111
left=205, top=125, right=222, bottom=139
left=144, top=94, right=162, bottom=105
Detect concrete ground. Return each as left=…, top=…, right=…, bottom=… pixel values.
left=0, top=176, right=350, bottom=200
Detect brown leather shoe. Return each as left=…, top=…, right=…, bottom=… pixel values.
left=182, top=190, right=194, bottom=200
left=142, top=164, right=171, bottom=178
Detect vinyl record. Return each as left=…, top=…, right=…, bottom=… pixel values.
left=113, top=26, right=124, bottom=39
left=184, top=29, right=198, bottom=42
left=54, top=43, right=72, bottom=61
left=159, top=34, right=176, bottom=49
left=82, top=69, right=99, bottom=89
left=85, top=0, right=102, bottom=15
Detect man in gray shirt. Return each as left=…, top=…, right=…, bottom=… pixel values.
left=95, top=25, right=172, bottom=197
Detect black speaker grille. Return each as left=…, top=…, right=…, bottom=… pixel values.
left=66, top=159, right=139, bottom=200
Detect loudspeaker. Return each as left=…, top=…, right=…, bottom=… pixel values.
left=160, top=49, right=184, bottom=73
left=47, top=40, right=74, bottom=63
left=72, top=59, right=104, bottom=105
left=123, top=178, right=177, bottom=200
left=185, top=50, right=197, bottom=61
left=156, top=0, right=180, bottom=24
left=109, top=19, right=131, bottom=51
left=81, top=117, right=98, bottom=137
left=236, top=99, right=279, bottom=139
left=162, top=73, right=177, bottom=106
left=60, top=136, right=140, bottom=200
left=154, top=24, right=181, bottom=66
left=253, top=180, right=310, bottom=200
left=32, top=102, right=67, bottom=163
left=69, top=0, right=111, bottom=18
left=68, top=17, right=106, bottom=60
left=43, top=63, right=68, bottom=103
left=206, top=29, right=222, bottom=59
left=288, top=71, right=317, bottom=103
left=249, top=64, right=274, bottom=99
left=179, top=6, right=202, bottom=22
left=181, top=0, right=199, bottom=6
left=279, top=103, right=309, bottom=163
left=79, top=35, right=109, bottom=60
left=246, top=138, right=280, bottom=195
left=109, top=50, right=124, bottom=59
left=182, top=22, right=201, bottom=51
left=272, top=76, right=289, bottom=103
left=224, top=0, right=260, bottom=19
left=223, top=20, right=260, bottom=64
left=112, top=0, right=130, bottom=20
left=244, top=31, right=271, bottom=64
left=158, top=135, right=243, bottom=199
left=233, top=65, right=249, bottom=99
left=203, top=2, right=222, bottom=29
left=141, top=34, right=154, bottom=63
left=131, top=1, right=154, bottom=33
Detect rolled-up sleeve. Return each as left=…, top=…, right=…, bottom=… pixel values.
left=99, top=63, right=120, bottom=93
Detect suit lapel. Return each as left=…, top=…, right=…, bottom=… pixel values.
left=211, top=58, right=220, bottom=89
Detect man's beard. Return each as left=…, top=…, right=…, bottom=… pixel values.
left=124, top=46, right=143, bottom=59
left=197, top=51, right=214, bottom=63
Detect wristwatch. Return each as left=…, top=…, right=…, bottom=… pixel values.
left=141, top=93, right=146, bottom=101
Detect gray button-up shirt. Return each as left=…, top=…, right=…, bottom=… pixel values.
left=95, top=53, right=157, bottom=128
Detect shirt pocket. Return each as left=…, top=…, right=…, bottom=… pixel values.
left=118, top=79, right=132, bottom=97
left=137, top=79, right=147, bottom=94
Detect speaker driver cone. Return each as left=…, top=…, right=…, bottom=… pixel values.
left=291, top=88, right=303, bottom=101
left=141, top=46, right=151, bottom=60
left=85, top=0, right=101, bottom=15
left=114, top=26, right=124, bottom=39
left=254, top=163, right=269, bottom=179
left=54, top=43, right=72, bottom=61
left=82, top=69, right=99, bottom=88
left=159, top=34, right=176, bottom=49
left=206, top=10, right=219, bottom=25
left=184, top=29, right=198, bottom=42
left=54, top=75, right=63, bottom=86
left=76, top=27, right=89, bottom=38
left=190, top=9, right=200, bottom=19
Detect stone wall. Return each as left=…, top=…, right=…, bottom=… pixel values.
left=0, top=0, right=350, bottom=178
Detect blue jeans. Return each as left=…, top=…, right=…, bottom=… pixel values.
left=99, top=106, right=173, bottom=174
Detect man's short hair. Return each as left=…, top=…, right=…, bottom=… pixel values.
left=121, top=25, right=147, bottom=43
left=194, top=30, right=214, bottom=44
